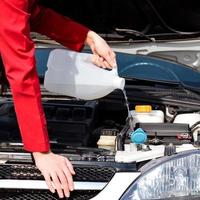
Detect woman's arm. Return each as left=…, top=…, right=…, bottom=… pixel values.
left=30, top=2, right=116, bottom=68
left=30, top=3, right=89, bottom=52
left=0, top=0, right=75, bottom=198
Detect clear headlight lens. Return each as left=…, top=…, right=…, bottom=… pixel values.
left=120, top=150, right=200, bottom=200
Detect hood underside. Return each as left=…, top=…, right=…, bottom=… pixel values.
left=39, top=0, right=200, bottom=40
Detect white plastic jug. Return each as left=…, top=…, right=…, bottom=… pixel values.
left=44, top=49, right=125, bottom=100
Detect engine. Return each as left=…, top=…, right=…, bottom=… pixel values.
left=96, top=103, right=200, bottom=163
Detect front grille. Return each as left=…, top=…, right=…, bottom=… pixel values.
left=0, top=190, right=99, bottom=200
left=75, top=165, right=115, bottom=182
left=0, top=164, right=116, bottom=182
left=0, top=164, right=42, bottom=180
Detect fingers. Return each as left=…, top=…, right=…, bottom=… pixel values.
left=92, top=54, right=102, bottom=68
left=57, top=169, right=71, bottom=198
left=92, top=54, right=114, bottom=69
left=94, top=40, right=117, bottom=68
left=87, top=31, right=117, bottom=68
left=51, top=171, right=67, bottom=199
left=65, top=158, right=76, bottom=175
left=34, top=152, right=75, bottom=199
left=48, top=164, right=74, bottom=198
left=42, top=170, right=55, bottom=194
left=104, top=50, right=117, bottom=68
left=103, top=60, right=112, bottom=69
left=42, top=168, right=71, bottom=198
left=62, top=164, right=74, bottom=191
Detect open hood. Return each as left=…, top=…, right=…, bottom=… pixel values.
left=32, top=0, right=200, bottom=91
left=39, top=0, right=200, bottom=39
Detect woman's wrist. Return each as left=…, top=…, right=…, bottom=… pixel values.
left=32, top=151, right=52, bottom=165
left=85, top=30, right=96, bottom=47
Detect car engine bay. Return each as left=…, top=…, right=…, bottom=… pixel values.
left=0, top=81, right=200, bottom=160
left=0, top=80, right=200, bottom=199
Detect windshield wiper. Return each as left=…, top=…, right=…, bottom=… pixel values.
left=115, top=28, right=156, bottom=42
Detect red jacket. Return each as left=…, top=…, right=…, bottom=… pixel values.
left=0, top=0, right=89, bottom=152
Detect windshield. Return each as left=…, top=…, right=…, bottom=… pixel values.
left=117, top=52, right=200, bottom=90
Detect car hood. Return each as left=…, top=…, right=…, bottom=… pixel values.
left=35, top=0, right=200, bottom=91
left=40, top=0, right=200, bottom=38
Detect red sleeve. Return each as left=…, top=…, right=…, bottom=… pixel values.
left=0, top=0, right=50, bottom=152
left=30, top=3, right=90, bottom=52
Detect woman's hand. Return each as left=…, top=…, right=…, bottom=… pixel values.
left=32, top=151, right=75, bottom=198
left=85, top=30, right=117, bottom=69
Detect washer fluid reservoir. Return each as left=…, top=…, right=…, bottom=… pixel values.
left=131, top=105, right=164, bottom=126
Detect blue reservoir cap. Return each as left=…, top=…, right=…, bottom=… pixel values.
left=131, top=128, right=147, bottom=144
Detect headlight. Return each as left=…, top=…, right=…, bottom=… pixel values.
left=120, top=150, right=200, bottom=200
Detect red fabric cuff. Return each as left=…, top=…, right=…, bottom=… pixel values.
left=24, top=142, right=50, bottom=152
